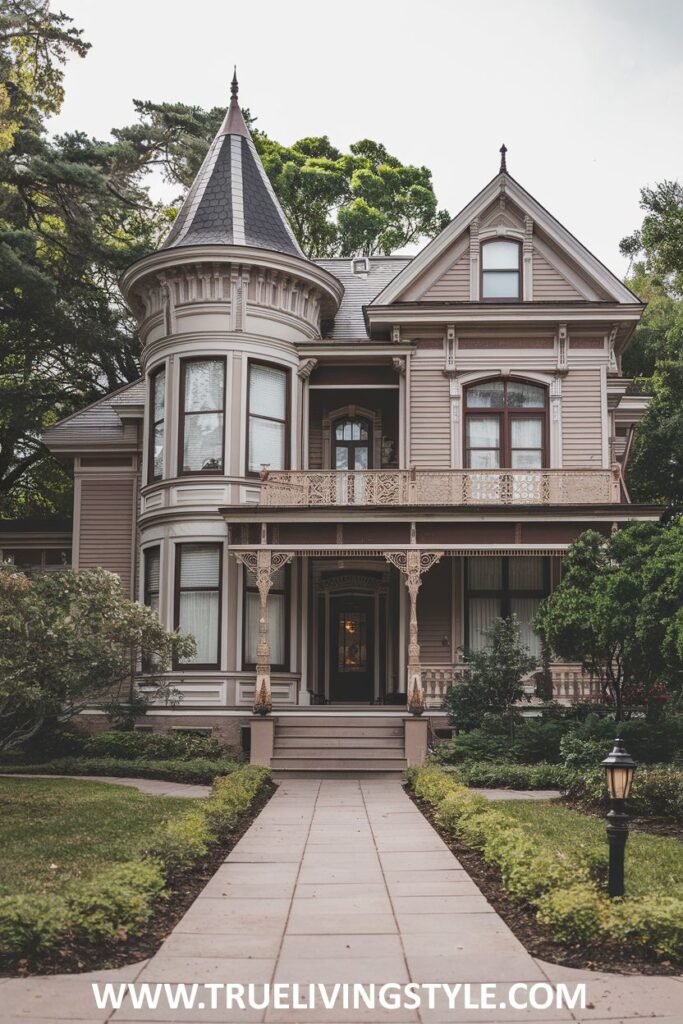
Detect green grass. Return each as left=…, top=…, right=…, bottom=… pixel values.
left=497, top=799, right=683, bottom=898
left=0, top=778, right=194, bottom=898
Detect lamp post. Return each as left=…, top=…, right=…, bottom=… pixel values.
left=601, top=738, right=637, bottom=898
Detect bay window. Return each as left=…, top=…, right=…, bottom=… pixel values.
left=465, top=556, right=548, bottom=657
left=179, top=359, right=225, bottom=474
left=149, top=367, right=165, bottom=481
left=243, top=564, right=288, bottom=669
left=247, top=362, right=288, bottom=474
left=481, top=239, right=521, bottom=299
left=174, top=543, right=221, bottom=668
left=143, top=547, right=160, bottom=616
left=465, top=379, right=546, bottom=469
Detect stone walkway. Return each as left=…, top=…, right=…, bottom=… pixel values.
left=2, top=778, right=681, bottom=1023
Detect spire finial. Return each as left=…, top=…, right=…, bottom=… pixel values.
left=231, top=66, right=238, bottom=102
left=499, top=143, right=508, bottom=174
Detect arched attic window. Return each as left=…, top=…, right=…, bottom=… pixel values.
left=481, top=239, right=521, bottom=300
left=464, top=379, right=547, bottom=469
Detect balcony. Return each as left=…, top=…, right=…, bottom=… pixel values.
left=258, top=467, right=622, bottom=507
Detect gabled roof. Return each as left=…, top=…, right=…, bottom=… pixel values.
left=371, top=170, right=640, bottom=307
left=42, top=378, right=144, bottom=451
left=314, top=257, right=410, bottom=339
left=162, top=72, right=304, bottom=259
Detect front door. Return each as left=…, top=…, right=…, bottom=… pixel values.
left=329, top=596, right=374, bottom=702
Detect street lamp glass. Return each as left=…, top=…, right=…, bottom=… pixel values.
left=601, top=738, right=637, bottom=801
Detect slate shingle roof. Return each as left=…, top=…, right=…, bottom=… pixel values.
left=42, top=379, right=144, bottom=450
left=162, top=78, right=303, bottom=259
left=314, top=257, right=411, bottom=339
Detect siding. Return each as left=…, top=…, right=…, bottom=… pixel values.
left=423, top=251, right=469, bottom=301
left=418, top=559, right=452, bottom=664
left=562, top=370, right=604, bottom=467
left=78, top=474, right=136, bottom=595
left=409, top=346, right=451, bottom=468
left=532, top=249, right=581, bottom=300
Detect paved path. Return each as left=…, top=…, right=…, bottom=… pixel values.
left=0, top=773, right=211, bottom=798
left=1, top=778, right=681, bottom=1023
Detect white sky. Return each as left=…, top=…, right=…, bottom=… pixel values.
left=50, top=0, right=683, bottom=276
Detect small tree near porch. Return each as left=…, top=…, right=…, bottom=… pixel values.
left=0, top=566, right=194, bottom=751
left=444, top=615, right=537, bottom=731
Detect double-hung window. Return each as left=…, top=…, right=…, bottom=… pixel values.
left=175, top=543, right=221, bottom=668
left=143, top=547, right=160, bottom=616
left=465, top=556, right=548, bottom=657
left=247, top=362, right=288, bottom=474
left=481, top=239, right=521, bottom=300
left=149, top=368, right=165, bottom=481
left=243, top=564, right=288, bottom=669
left=179, top=359, right=225, bottom=474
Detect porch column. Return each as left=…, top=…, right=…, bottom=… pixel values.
left=385, top=550, right=443, bottom=712
left=234, top=550, right=294, bottom=713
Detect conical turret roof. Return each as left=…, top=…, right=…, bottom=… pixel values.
left=162, top=72, right=304, bottom=258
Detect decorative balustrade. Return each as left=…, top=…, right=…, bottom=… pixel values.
left=259, top=468, right=622, bottom=507
left=422, top=663, right=600, bottom=708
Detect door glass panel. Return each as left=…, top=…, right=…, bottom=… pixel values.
left=337, top=612, right=368, bottom=673
left=335, top=447, right=349, bottom=469
left=354, top=447, right=369, bottom=469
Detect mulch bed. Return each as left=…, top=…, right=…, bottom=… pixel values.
left=0, top=780, right=276, bottom=978
left=408, top=787, right=683, bottom=977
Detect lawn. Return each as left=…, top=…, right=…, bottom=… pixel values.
left=0, top=777, right=194, bottom=897
left=497, top=799, right=683, bottom=898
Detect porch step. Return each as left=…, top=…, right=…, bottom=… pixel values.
left=272, top=746, right=404, bottom=760
left=271, top=757, right=407, bottom=772
left=270, top=714, right=408, bottom=774
left=277, top=726, right=404, bottom=740
left=275, top=736, right=404, bottom=749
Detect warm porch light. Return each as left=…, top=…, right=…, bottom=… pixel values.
left=601, top=738, right=637, bottom=898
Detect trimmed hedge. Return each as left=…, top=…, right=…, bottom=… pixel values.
left=82, top=730, right=225, bottom=761
left=0, top=765, right=271, bottom=958
left=448, top=760, right=568, bottom=790
left=406, top=765, right=683, bottom=960
left=0, top=757, right=241, bottom=784
left=566, top=764, right=683, bottom=823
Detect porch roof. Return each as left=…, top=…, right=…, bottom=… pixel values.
left=226, top=543, right=570, bottom=557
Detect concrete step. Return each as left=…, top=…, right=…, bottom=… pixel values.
left=275, top=716, right=405, bottom=727
left=272, top=770, right=405, bottom=780
left=274, top=736, right=404, bottom=750
left=277, top=726, right=404, bottom=739
left=272, top=746, right=404, bottom=760
left=271, top=756, right=407, bottom=772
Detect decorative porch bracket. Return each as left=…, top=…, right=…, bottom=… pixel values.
left=384, top=550, right=444, bottom=712
left=233, top=550, right=295, bottom=713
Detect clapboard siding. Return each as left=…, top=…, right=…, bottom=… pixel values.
left=78, top=474, right=135, bottom=595
left=423, top=250, right=470, bottom=300
left=532, top=249, right=581, bottom=299
left=562, top=370, right=604, bottom=467
left=418, top=558, right=452, bottom=664
left=409, top=349, right=451, bottom=468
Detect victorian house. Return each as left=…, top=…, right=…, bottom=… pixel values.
left=42, top=80, right=658, bottom=772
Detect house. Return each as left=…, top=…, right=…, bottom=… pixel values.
left=43, top=80, right=659, bottom=772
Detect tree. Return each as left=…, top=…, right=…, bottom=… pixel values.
left=620, top=181, right=683, bottom=298
left=444, top=615, right=537, bottom=730
left=536, top=525, right=683, bottom=721
left=0, top=565, right=194, bottom=751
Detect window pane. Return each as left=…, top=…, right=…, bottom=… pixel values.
left=482, top=240, right=519, bottom=269
left=468, top=598, right=502, bottom=651
left=335, top=447, right=349, bottom=469
left=335, top=422, right=345, bottom=440
left=249, top=364, right=286, bottom=419
left=510, top=597, right=542, bottom=658
left=354, top=446, right=369, bottom=469
left=153, top=423, right=164, bottom=477
left=509, top=558, right=544, bottom=591
left=183, top=412, right=223, bottom=471
left=511, top=450, right=542, bottom=469
left=178, top=591, right=219, bottom=664
left=467, top=381, right=505, bottom=408
left=511, top=418, right=543, bottom=447
left=245, top=591, right=286, bottom=665
left=482, top=271, right=520, bottom=298
left=145, top=548, right=160, bottom=592
left=153, top=369, right=165, bottom=421
left=468, top=557, right=503, bottom=590
left=184, top=360, right=224, bottom=412
left=507, top=382, right=545, bottom=408
left=179, top=545, right=220, bottom=588
left=249, top=417, right=285, bottom=472
left=467, top=416, right=499, bottom=448
left=469, top=450, right=500, bottom=468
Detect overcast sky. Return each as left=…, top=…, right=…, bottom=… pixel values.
left=50, top=0, right=682, bottom=276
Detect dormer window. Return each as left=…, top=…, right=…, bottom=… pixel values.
left=481, top=239, right=521, bottom=300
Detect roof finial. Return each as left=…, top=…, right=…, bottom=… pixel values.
left=231, top=66, right=239, bottom=102
left=499, top=143, right=508, bottom=174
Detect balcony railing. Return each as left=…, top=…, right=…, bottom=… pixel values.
left=258, top=468, right=622, bottom=507
left=422, top=663, right=600, bottom=708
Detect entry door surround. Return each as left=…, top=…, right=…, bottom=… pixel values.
left=314, top=567, right=389, bottom=703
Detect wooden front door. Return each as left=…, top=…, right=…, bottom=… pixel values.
left=329, top=596, right=374, bottom=702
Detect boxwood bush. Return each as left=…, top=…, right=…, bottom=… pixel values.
left=406, top=765, right=683, bottom=960
left=0, top=765, right=271, bottom=959
left=0, top=757, right=240, bottom=785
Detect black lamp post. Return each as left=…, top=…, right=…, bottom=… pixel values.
left=601, top=737, right=637, bottom=898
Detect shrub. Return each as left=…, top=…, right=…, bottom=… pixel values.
left=565, top=764, right=683, bottom=821
left=68, top=861, right=165, bottom=943
left=606, top=896, right=683, bottom=960
left=0, top=757, right=240, bottom=784
left=408, top=765, right=460, bottom=805
left=0, top=894, right=67, bottom=954
left=83, top=730, right=224, bottom=762
left=536, top=884, right=604, bottom=944
left=453, top=760, right=568, bottom=790
left=146, top=809, right=214, bottom=874
left=560, top=734, right=607, bottom=769
left=568, top=714, right=683, bottom=765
